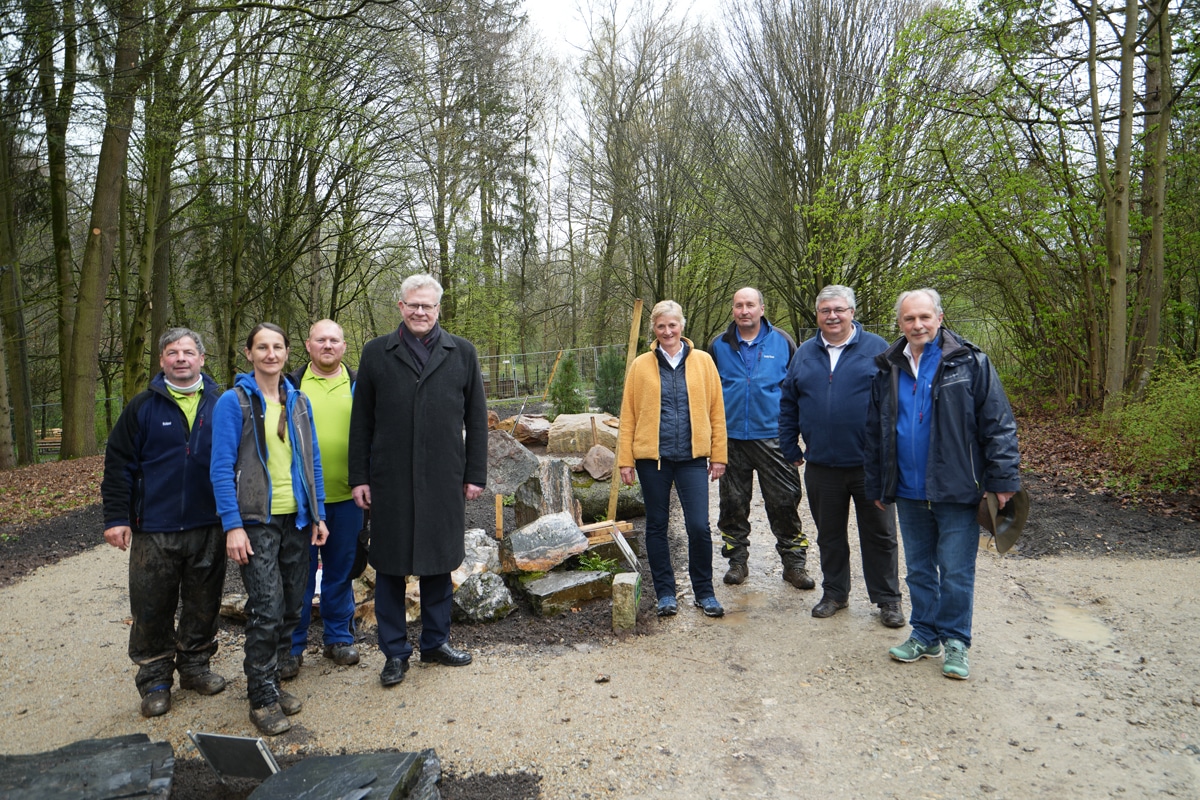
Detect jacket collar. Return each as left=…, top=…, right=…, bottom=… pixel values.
left=385, top=325, right=456, bottom=376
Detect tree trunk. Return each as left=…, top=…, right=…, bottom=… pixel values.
left=60, top=0, right=144, bottom=458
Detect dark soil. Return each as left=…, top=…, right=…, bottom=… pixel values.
left=3, top=405, right=1197, bottom=797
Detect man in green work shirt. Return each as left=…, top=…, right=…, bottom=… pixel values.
left=283, top=319, right=362, bottom=674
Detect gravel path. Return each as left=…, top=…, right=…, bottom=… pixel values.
left=2, top=486, right=1199, bottom=799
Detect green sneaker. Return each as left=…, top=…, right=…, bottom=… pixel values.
left=888, top=637, right=943, bottom=663
left=942, top=639, right=970, bottom=680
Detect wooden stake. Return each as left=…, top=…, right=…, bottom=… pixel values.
left=543, top=350, right=564, bottom=401
left=607, top=299, right=644, bottom=521
left=495, top=494, right=504, bottom=540
left=590, top=415, right=599, bottom=448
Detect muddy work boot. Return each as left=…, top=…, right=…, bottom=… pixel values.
left=278, top=652, right=302, bottom=681
left=723, top=562, right=749, bottom=585
left=179, top=670, right=227, bottom=696
left=250, top=703, right=291, bottom=736
left=140, top=685, right=171, bottom=718
left=782, top=565, right=815, bottom=590
left=278, top=690, right=303, bottom=716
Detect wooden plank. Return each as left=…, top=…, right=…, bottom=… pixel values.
left=579, top=520, right=633, bottom=534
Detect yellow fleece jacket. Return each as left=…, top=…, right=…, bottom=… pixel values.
left=617, top=338, right=728, bottom=468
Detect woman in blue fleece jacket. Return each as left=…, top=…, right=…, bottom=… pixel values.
left=210, top=322, right=328, bottom=736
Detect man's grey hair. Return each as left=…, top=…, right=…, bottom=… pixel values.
left=399, top=273, right=444, bottom=304
left=894, top=288, right=944, bottom=320
left=158, top=327, right=205, bottom=355
left=815, top=285, right=856, bottom=311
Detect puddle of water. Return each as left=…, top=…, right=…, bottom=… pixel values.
left=722, top=591, right=770, bottom=626
left=1043, top=601, right=1113, bottom=645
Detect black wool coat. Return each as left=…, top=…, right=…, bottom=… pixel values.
left=348, top=326, right=489, bottom=576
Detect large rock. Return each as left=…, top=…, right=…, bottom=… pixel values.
left=500, top=511, right=589, bottom=573
left=486, top=429, right=540, bottom=496
left=0, top=734, right=173, bottom=799
left=452, top=572, right=516, bottom=623
left=547, top=413, right=619, bottom=454
left=515, top=458, right=579, bottom=527
left=452, top=528, right=501, bottom=589
left=250, top=750, right=440, bottom=800
left=523, top=570, right=613, bottom=617
left=498, top=414, right=551, bottom=446
left=575, top=444, right=615, bottom=481
left=571, top=474, right=645, bottom=522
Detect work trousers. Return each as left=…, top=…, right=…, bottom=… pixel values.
left=292, top=499, right=363, bottom=653
left=239, top=515, right=308, bottom=708
left=718, top=438, right=807, bottom=567
left=127, top=525, right=225, bottom=696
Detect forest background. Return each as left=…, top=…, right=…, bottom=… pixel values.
left=0, top=0, right=1198, bottom=490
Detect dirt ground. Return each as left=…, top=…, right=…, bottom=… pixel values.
left=1, top=424, right=1199, bottom=797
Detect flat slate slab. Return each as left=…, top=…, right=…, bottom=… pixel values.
left=0, top=733, right=173, bottom=799
left=524, top=570, right=613, bottom=616
left=249, top=749, right=440, bottom=799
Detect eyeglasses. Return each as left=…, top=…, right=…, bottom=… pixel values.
left=818, top=306, right=852, bottom=317
left=402, top=302, right=439, bottom=313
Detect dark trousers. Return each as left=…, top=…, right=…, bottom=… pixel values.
left=804, top=463, right=900, bottom=604
left=375, top=571, right=453, bottom=661
left=718, top=438, right=807, bottom=567
left=292, top=499, right=363, bottom=653
left=239, top=515, right=308, bottom=708
left=635, top=457, right=716, bottom=602
left=127, top=525, right=225, bottom=696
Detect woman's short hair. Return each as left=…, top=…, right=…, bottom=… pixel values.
left=649, top=300, right=686, bottom=329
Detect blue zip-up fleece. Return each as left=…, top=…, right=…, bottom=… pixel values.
left=778, top=322, right=888, bottom=467
left=709, top=319, right=796, bottom=441
left=656, top=342, right=695, bottom=461
left=101, top=372, right=222, bottom=532
left=863, top=328, right=1021, bottom=505
left=210, top=372, right=325, bottom=532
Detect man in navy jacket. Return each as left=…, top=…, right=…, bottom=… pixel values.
left=101, top=328, right=227, bottom=718
left=864, top=288, right=1020, bottom=680
left=709, top=288, right=811, bottom=589
left=779, top=286, right=903, bottom=627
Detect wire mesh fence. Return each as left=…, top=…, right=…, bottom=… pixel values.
left=479, top=345, right=625, bottom=402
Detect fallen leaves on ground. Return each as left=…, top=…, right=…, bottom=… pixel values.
left=0, top=455, right=105, bottom=527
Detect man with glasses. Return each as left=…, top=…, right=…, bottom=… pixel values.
left=709, top=287, right=811, bottom=589
left=779, top=286, right=904, bottom=626
left=349, top=274, right=488, bottom=688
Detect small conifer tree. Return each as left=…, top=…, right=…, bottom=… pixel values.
left=594, top=347, right=626, bottom=416
left=548, top=353, right=587, bottom=420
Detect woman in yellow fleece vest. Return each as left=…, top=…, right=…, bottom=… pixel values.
left=618, top=300, right=728, bottom=618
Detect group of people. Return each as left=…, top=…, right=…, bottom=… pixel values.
left=101, top=278, right=1019, bottom=737
left=617, top=286, right=1020, bottom=681
left=102, top=273, right=487, bottom=736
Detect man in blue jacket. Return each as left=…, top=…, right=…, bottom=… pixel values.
left=779, top=286, right=903, bottom=626
left=864, top=288, right=1021, bottom=680
left=709, top=287, right=811, bottom=589
left=101, top=328, right=226, bottom=718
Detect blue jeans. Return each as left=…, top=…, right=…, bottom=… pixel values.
left=292, top=499, right=362, bottom=653
left=895, top=498, right=980, bottom=647
left=635, top=457, right=716, bottom=602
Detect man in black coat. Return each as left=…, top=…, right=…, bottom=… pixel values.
left=349, top=274, right=489, bottom=687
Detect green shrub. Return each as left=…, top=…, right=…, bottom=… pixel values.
left=594, top=347, right=626, bottom=416
left=548, top=352, right=587, bottom=420
left=1103, top=360, right=1200, bottom=492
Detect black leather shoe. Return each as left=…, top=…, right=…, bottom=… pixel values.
left=179, top=671, right=226, bottom=696
left=723, top=562, right=749, bottom=585
left=140, top=689, right=171, bottom=718
left=783, top=566, right=816, bottom=590
left=323, top=643, right=361, bottom=666
left=420, top=643, right=473, bottom=666
left=879, top=601, right=906, bottom=628
left=380, top=656, right=410, bottom=687
left=812, top=595, right=849, bottom=618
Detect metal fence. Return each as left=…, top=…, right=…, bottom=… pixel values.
left=479, top=345, right=624, bottom=402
